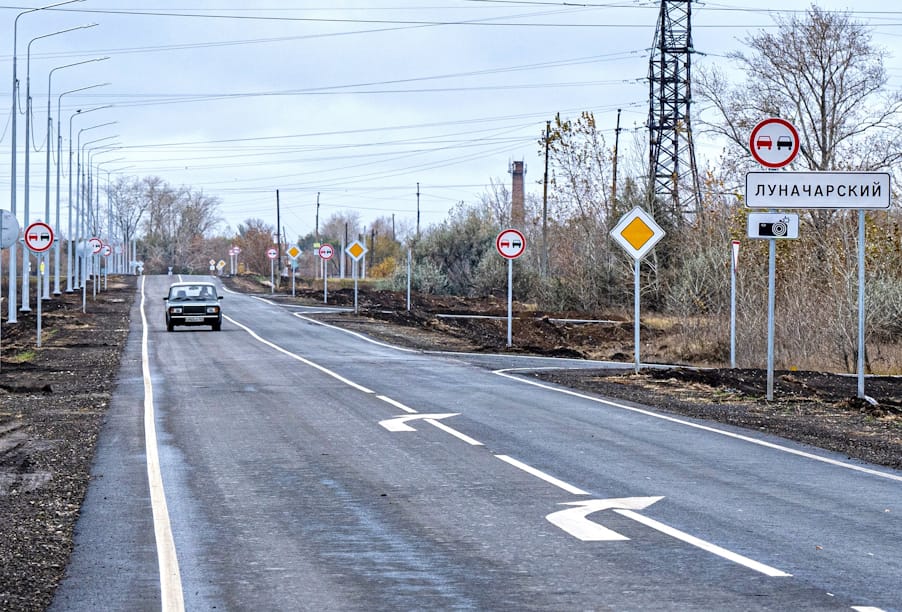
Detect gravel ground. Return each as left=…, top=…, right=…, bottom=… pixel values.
left=0, top=275, right=898, bottom=610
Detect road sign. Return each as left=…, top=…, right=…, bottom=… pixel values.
left=24, top=221, right=54, bottom=253
left=88, top=237, right=103, bottom=254
left=747, top=213, right=799, bottom=239
left=610, top=207, right=665, bottom=261
left=346, top=239, right=367, bottom=262
left=266, top=247, right=278, bottom=260
left=217, top=260, right=226, bottom=270
left=745, top=171, right=891, bottom=209
left=495, top=229, right=526, bottom=259
left=286, top=244, right=301, bottom=259
left=318, top=243, right=335, bottom=260
left=1, top=210, right=20, bottom=249
left=209, top=258, right=216, bottom=266
left=101, top=244, right=112, bottom=257
left=749, top=117, right=799, bottom=168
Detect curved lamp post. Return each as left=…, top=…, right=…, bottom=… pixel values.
left=44, top=59, right=108, bottom=298
left=57, top=85, right=109, bottom=293
left=22, top=22, right=97, bottom=312
left=8, top=0, right=86, bottom=322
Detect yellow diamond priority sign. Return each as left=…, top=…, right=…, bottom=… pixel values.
left=346, top=239, right=367, bottom=262
left=610, top=207, right=665, bottom=260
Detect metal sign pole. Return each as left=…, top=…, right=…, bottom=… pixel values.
left=857, top=210, right=866, bottom=399
left=270, top=258, right=274, bottom=294
left=323, top=258, right=328, bottom=304
left=634, top=258, right=641, bottom=373
left=353, top=259, right=359, bottom=314
left=766, top=238, right=776, bottom=401
left=506, top=257, right=513, bottom=347
left=37, top=253, right=43, bottom=347
left=730, top=242, right=738, bottom=369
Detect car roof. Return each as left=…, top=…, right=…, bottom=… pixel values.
left=169, top=281, right=216, bottom=287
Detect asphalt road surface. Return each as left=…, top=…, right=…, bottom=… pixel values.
left=52, top=275, right=901, bottom=611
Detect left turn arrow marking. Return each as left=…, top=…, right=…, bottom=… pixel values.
left=379, top=413, right=460, bottom=432
left=546, top=497, right=664, bottom=541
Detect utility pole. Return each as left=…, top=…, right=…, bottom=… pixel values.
left=275, top=189, right=281, bottom=286
left=542, top=120, right=551, bottom=276
left=315, top=191, right=320, bottom=241
left=416, top=182, right=420, bottom=239
left=612, top=108, right=622, bottom=209
left=647, top=0, right=700, bottom=221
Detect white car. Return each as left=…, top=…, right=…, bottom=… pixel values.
left=164, top=282, right=222, bottom=331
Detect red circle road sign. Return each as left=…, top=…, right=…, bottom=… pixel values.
left=318, top=244, right=335, bottom=260
left=24, top=221, right=54, bottom=253
left=749, top=117, right=800, bottom=168
left=266, top=247, right=278, bottom=260
left=496, top=228, right=526, bottom=259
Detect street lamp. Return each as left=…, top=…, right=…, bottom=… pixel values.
left=57, top=85, right=110, bottom=293
left=44, top=59, right=108, bottom=298
left=8, top=0, right=86, bottom=322
left=22, top=22, right=97, bottom=312
left=67, top=105, right=112, bottom=290
left=77, top=132, right=117, bottom=290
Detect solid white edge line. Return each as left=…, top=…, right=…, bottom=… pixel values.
left=851, top=606, right=887, bottom=611
left=613, top=509, right=791, bottom=578
left=495, top=454, right=588, bottom=496
left=425, top=419, right=484, bottom=446
left=224, top=315, right=374, bottom=394
left=494, top=369, right=902, bottom=483
left=140, top=277, right=185, bottom=611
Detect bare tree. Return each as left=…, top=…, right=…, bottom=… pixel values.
left=695, top=6, right=902, bottom=174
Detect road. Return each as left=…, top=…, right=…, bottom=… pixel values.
left=52, top=275, right=901, bottom=611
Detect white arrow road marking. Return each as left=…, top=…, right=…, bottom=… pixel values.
left=379, top=413, right=460, bottom=432
left=546, top=497, right=664, bottom=541
left=613, top=508, right=791, bottom=577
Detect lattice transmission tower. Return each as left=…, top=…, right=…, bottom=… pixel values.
left=647, top=0, right=701, bottom=220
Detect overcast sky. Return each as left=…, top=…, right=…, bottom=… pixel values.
left=3, top=1, right=902, bottom=241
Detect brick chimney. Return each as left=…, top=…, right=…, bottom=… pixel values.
left=510, top=160, right=525, bottom=228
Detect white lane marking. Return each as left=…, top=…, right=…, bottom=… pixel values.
left=851, top=607, right=887, bottom=611
left=140, top=277, right=185, bottom=611
left=546, top=497, right=664, bottom=541
left=379, top=413, right=460, bottom=432
left=224, top=315, right=374, bottom=394
left=425, top=419, right=484, bottom=446
left=377, top=395, right=418, bottom=414
left=613, top=508, right=792, bottom=577
left=294, top=313, right=420, bottom=353
left=495, top=454, right=588, bottom=496
left=376, top=396, right=484, bottom=445
left=494, top=369, right=902, bottom=483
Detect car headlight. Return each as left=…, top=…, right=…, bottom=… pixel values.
left=206, top=306, right=220, bottom=314
left=170, top=307, right=182, bottom=314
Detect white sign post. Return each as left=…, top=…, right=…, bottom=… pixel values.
left=266, top=247, right=278, bottom=293
left=496, top=229, right=526, bottom=347
left=319, top=244, right=334, bottom=304
left=610, top=208, right=666, bottom=373
left=730, top=240, right=740, bottom=369
left=24, top=221, right=54, bottom=347
left=345, top=240, right=368, bottom=314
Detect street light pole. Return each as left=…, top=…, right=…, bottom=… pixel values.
left=7, top=0, right=85, bottom=322
left=23, top=22, right=97, bottom=312
left=58, top=86, right=109, bottom=293
left=45, top=59, right=108, bottom=298
left=67, top=105, right=111, bottom=290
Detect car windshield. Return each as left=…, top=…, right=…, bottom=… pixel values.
left=169, top=285, right=217, bottom=301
